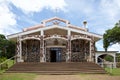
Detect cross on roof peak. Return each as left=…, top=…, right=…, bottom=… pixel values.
left=55, top=7, right=59, bottom=17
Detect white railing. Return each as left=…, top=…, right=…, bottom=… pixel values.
left=97, top=57, right=115, bottom=73
left=97, top=57, right=115, bottom=68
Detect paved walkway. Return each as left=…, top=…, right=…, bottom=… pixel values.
left=34, top=74, right=120, bottom=80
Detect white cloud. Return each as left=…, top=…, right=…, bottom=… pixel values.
left=0, top=0, right=18, bottom=35
left=0, top=0, right=67, bottom=35
left=66, top=0, right=94, bottom=15
left=9, top=0, right=67, bottom=14
left=95, top=40, right=120, bottom=52
left=96, top=40, right=104, bottom=51
left=100, top=0, right=120, bottom=20
left=108, top=43, right=120, bottom=52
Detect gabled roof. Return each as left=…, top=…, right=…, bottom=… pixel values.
left=8, top=25, right=102, bottom=39
left=23, top=24, right=44, bottom=31
left=7, top=17, right=103, bottom=41
left=23, top=17, right=87, bottom=32
left=41, top=16, right=70, bottom=24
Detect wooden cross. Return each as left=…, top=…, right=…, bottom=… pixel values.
left=55, top=8, right=59, bottom=16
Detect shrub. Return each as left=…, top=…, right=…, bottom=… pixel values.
left=0, top=57, right=8, bottom=70
left=0, top=57, right=7, bottom=63
left=104, top=55, right=113, bottom=62
left=117, top=62, right=120, bottom=68
left=1, top=63, right=8, bottom=70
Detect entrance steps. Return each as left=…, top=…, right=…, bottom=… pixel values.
left=6, top=62, right=106, bottom=74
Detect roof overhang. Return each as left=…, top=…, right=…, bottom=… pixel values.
left=96, top=51, right=118, bottom=53
left=7, top=25, right=102, bottom=42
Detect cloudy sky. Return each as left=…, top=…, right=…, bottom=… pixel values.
left=0, top=0, right=120, bottom=52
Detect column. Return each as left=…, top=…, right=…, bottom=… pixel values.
left=89, top=41, right=92, bottom=62
left=84, top=41, right=87, bottom=60
left=90, top=38, right=95, bottom=62
left=25, top=41, right=27, bottom=61
left=113, top=54, right=116, bottom=68
left=40, top=30, right=45, bottom=62
left=16, top=38, right=20, bottom=62
left=17, top=36, right=23, bottom=62
left=19, top=39, right=22, bottom=61
left=19, top=37, right=24, bottom=62
left=95, top=54, right=98, bottom=63
left=44, top=41, right=46, bottom=62
left=66, top=30, right=71, bottom=62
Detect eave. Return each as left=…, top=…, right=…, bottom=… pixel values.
left=7, top=25, right=102, bottom=41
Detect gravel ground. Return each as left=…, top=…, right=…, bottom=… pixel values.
left=34, top=74, right=120, bottom=80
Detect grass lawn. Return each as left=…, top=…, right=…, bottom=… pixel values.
left=0, top=70, right=5, bottom=74
left=0, top=60, right=14, bottom=74
left=105, top=68, right=120, bottom=76
left=0, top=73, right=37, bottom=80
left=0, top=60, right=37, bottom=80
left=7, top=60, right=15, bottom=68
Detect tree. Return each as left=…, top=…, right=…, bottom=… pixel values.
left=116, top=53, right=120, bottom=62
left=0, top=34, right=7, bottom=57
left=103, top=21, right=120, bottom=51
left=104, top=55, right=113, bottom=62
left=0, top=34, right=15, bottom=58
left=0, top=34, right=6, bottom=40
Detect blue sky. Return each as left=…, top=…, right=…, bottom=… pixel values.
left=0, top=0, right=120, bottom=52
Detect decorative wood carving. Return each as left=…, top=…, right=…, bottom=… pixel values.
left=54, top=39, right=59, bottom=45
left=16, top=34, right=93, bottom=62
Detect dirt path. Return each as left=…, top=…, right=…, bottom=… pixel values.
left=34, top=74, right=120, bottom=80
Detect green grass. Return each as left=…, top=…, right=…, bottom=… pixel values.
left=0, top=73, right=37, bottom=80
left=0, top=60, right=15, bottom=74
left=0, top=70, right=5, bottom=74
left=105, top=68, right=120, bottom=76
left=0, top=60, right=37, bottom=80
left=7, top=60, right=15, bottom=68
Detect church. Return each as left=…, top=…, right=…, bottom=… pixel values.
left=8, top=17, right=110, bottom=63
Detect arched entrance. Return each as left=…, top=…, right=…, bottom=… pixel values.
left=71, top=39, right=90, bottom=62
left=22, top=39, right=40, bottom=62
left=95, top=51, right=117, bottom=68
left=97, top=54, right=114, bottom=63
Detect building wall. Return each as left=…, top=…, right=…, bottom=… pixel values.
left=20, top=37, right=91, bottom=62
left=22, top=39, right=40, bottom=62
left=71, top=39, right=90, bottom=62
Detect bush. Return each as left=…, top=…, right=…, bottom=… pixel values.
left=117, top=62, right=120, bottom=68
left=0, top=34, right=15, bottom=59
left=0, top=57, right=7, bottom=63
left=1, top=63, right=8, bottom=70
left=0, top=57, right=8, bottom=70
left=104, top=55, right=113, bottom=62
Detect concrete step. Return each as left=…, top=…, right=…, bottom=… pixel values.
left=6, top=62, right=106, bottom=74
